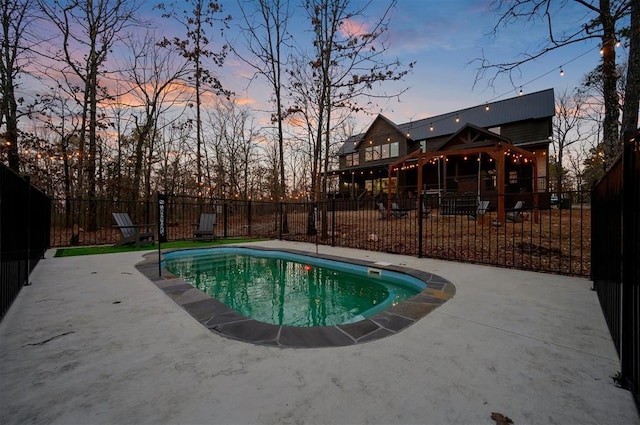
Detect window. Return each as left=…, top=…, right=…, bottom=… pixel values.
left=364, top=142, right=399, bottom=161
left=381, top=144, right=390, bottom=159
left=346, top=153, right=359, bottom=166
left=365, top=146, right=373, bottom=161
left=390, top=142, right=399, bottom=157
left=364, top=178, right=392, bottom=195
left=374, top=145, right=382, bottom=160
left=509, top=171, right=518, bottom=184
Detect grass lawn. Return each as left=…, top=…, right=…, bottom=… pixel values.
left=54, top=238, right=268, bottom=257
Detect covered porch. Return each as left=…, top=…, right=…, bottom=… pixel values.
left=388, top=124, right=541, bottom=225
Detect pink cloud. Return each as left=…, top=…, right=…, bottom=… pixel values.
left=340, top=18, right=369, bottom=38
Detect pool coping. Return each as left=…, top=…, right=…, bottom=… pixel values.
left=135, top=246, right=456, bottom=348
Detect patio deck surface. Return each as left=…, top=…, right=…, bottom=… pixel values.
left=1, top=240, right=638, bottom=425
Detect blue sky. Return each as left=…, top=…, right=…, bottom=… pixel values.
left=211, top=0, right=613, bottom=131
left=359, top=0, right=604, bottom=124
left=33, top=0, right=621, bottom=135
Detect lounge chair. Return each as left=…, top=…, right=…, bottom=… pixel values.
left=469, top=200, right=490, bottom=219
left=112, top=212, right=154, bottom=247
left=506, top=201, right=524, bottom=222
left=391, top=202, right=409, bottom=218
left=193, top=213, right=217, bottom=240
left=377, top=202, right=388, bottom=219
left=420, top=201, right=431, bottom=217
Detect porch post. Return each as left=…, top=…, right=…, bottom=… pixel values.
left=496, top=153, right=505, bottom=224
left=417, top=155, right=423, bottom=200
left=532, top=160, right=539, bottom=224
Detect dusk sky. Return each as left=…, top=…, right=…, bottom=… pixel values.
left=29, top=0, right=625, bottom=135
left=209, top=0, right=614, bottom=132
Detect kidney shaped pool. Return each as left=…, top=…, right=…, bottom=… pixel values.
left=137, top=246, right=455, bottom=348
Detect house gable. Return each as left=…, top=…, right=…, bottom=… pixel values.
left=438, top=124, right=511, bottom=152
left=355, top=114, right=408, bottom=151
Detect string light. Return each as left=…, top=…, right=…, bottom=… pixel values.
left=560, top=68, right=564, bottom=76
left=518, top=87, right=523, bottom=96
left=484, top=46, right=597, bottom=104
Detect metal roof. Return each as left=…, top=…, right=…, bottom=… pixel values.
left=338, top=88, right=555, bottom=155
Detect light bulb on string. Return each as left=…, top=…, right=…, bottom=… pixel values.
left=518, top=87, right=523, bottom=96
left=560, top=68, right=564, bottom=76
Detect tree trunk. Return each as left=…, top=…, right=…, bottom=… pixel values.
left=600, top=0, right=620, bottom=167
left=621, top=0, right=640, bottom=134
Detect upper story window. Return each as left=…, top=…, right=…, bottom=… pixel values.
left=346, top=152, right=359, bottom=166
left=365, top=142, right=399, bottom=162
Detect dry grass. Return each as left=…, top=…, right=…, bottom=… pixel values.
left=50, top=206, right=590, bottom=277
left=254, top=207, right=591, bottom=277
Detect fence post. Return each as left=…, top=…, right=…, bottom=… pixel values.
left=279, top=202, right=283, bottom=240
left=24, top=175, right=31, bottom=286
left=418, top=193, right=423, bottom=258
left=223, top=202, right=229, bottom=238
left=621, top=129, right=639, bottom=396
left=331, top=198, right=336, bottom=247
left=247, top=200, right=252, bottom=236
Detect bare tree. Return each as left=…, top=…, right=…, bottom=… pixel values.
left=234, top=0, right=293, bottom=229
left=205, top=98, right=260, bottom=199
left=621, top=0, right=639, bottom=134
left=552, top=89, right=589, bottom=193
left=0, top=0, right=36, bottom=172
left=294, top=0, right=413, bottom=237
left=36, top=85, right=83, bottom=223
left=121, top=31, right=190, bottom=201
left=473, top=0, right=632, bottom=167
left=156, top=0, right=231, bottom=192
left=39, top=0, right=139, bottom=231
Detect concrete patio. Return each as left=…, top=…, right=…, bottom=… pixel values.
left=1, top=240, right=638, bottom=425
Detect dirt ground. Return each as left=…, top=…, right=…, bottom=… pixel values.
left=50, top=206, right=591, bottom=277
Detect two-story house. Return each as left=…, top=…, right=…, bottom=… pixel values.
left=334, top=88, right=555, bottom=210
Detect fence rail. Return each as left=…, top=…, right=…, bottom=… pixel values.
left=1, top=164, right=51, bottom=320
left=592, top=128, right=640, bottom=412
left=49, top=190, right=591, bottom=277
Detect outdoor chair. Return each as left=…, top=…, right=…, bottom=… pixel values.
left=193, top=213, right=217, bottom=241
left=112, top=212, right=154, bottom=247
left=468, top=200, right=490, bottom=219
left=420, top=201, right=431, bottom=217
left=506, top=201, right=524, bottom=222
left=377, top=202, right=388, bottom=219
left=391, top=202, right=409, bottom=218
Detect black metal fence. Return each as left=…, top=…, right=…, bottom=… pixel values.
left=50, top=189, right=591, bottom=277
left=1, top=164, right=51, bottom=320
left=592, top=129, right=640, bottom=412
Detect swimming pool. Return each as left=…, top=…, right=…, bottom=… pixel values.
left=137, top=246, right=455, bottom=347
left=162, top=247, right=425, bottom=327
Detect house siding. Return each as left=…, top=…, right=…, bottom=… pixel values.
left=501, top=119, right=552, bottom=145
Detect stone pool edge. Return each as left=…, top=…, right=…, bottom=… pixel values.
left=134, top=246, right=456, bottom=349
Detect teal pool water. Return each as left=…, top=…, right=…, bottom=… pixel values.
left=162, top=248, right=424, bottom=327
